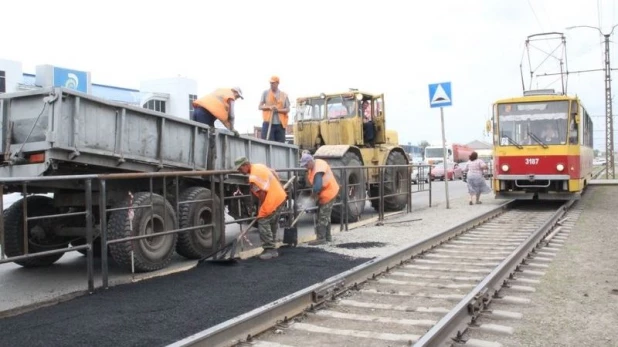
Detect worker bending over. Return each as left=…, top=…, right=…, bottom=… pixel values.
left=192, top=87, right=243, bottom=136
left=235, top=156, right=287, bottom=260
left=258, top=76, right=290, bottom=143
left=299, top=153, right=339, bottom=245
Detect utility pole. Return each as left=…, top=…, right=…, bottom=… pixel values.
left=566, top=25, right=618, bottom=179
left=604, top=34, right=616, bottom=178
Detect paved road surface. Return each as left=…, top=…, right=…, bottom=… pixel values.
left=0, top=179, right=476, bottom=313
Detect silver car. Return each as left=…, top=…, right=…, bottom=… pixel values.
left=411, top=165, right=431, bottom=184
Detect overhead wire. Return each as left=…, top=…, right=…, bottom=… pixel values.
left=525, top=0, right=566, bottom=92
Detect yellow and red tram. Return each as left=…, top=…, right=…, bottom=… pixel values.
left=490, top=89, right=594, bottom=200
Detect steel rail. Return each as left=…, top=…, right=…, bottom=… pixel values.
left=167, top=200, right=515, bottom=347
left=413, top=199, right=576, bottom=346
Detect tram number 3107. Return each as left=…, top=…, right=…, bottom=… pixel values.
left=525, top=158, right=540, bottom=165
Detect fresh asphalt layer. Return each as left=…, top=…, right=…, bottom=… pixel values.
left=0, top=247, right=370, bottom=347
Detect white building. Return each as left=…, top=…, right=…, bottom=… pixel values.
left=0, top=58, right=198, bottom=121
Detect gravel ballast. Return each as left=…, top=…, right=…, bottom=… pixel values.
left=482, top=185, right=618, bottom=346
left=0, top=247, right=369, bottom=347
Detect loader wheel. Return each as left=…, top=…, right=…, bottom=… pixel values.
left=3, top=196, right=68, bottom=267
left=371, top=150, right=408, bottom=212
left=325, top=152, right=366, bottom=223
left=107, top=192, right=177, bottom=272
left=176, top=186, right=221, bottom=259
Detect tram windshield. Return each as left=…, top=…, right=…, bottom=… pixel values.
left=496, top=101, right=569, bottom=146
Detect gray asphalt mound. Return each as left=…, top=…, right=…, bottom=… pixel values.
left=335, top=242, right=387, bottom=249
left=0, top=247, right=371, bottom=347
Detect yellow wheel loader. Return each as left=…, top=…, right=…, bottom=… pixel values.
left=293, top=91, right=409, bottom=223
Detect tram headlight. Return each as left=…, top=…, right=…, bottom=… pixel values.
left=501, top=164, right=509, bottom=172
left=556, top=163, right=565, bottom=172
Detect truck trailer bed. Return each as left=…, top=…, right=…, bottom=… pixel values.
left=0, top=87, right=298, bottom=182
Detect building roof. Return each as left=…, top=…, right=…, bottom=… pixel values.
left=466, top=140, right=492, bottom=150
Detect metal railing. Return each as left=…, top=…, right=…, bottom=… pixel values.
left=1, top=162, right=436, bottom=293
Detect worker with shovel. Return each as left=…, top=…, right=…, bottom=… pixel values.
left=235, top=156, right=287, bottom=260
left=299, top=153, right=339, bottom=245
left=258, top=76, right=290, bottom=143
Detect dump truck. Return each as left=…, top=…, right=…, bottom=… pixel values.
left=293, top=90, right=409, bottom=222
left=0, top=87, right=298, bottom=272
left=424, top=142, right=473, bottom=164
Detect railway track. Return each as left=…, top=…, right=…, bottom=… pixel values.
left=169, top=200, right=575, bottom=347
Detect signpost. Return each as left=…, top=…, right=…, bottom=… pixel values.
left=428, top=82, right=453, bottom=209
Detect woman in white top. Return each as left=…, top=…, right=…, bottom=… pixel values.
left=464, top=151, right=491, bottom=205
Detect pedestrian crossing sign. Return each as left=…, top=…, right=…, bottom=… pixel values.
left=428, top=82, right=453, bottom=108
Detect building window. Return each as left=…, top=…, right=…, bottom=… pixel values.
left=0, top=71, right=6, bottom=94
left=189, top=94, right=197, bottom=119
left=143, top=99, right=166, bottom=113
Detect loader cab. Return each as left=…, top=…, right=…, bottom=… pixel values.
left=293, top=91, right=386, bottom=152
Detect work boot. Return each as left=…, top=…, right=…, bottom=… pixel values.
left=259, top=249, right=279, bottom=260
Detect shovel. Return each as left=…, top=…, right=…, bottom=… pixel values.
left=199, top=175, right=297, bottom=263
left=265, top=109, right=274, bottom=141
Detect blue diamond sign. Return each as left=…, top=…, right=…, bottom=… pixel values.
left=428, top=82, right=452, bottom=108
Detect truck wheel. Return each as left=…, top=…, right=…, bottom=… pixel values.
left=371, top=150, right=408, bottom=212
left=3, top=196, right=67, bottom=267
left=107, top=192, right=177, bottom=272
left=176, top=186, right=221, bottom=259
left=325, top=152, right=366, bottom=223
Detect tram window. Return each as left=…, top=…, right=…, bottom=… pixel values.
left=569, top=117, right=578, bottom=144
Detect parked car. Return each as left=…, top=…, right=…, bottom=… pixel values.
left=409, top=154, right=424, bottom=165
left=411, top=165, right=431, bottom=184
left=430, top=162, right=464, bottom=181
left=459, top=161, right=470, bottom=182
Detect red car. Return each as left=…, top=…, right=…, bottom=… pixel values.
left=430, top=162, right=464, bottom=181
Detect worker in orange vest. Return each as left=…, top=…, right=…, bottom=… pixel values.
left=235, top=156, right=287, bottom=260
left=192, top=87, right=243, bottom=136
left=299, top=153, right=340, bottom=245
left=258, top=76, right=290, bottom=143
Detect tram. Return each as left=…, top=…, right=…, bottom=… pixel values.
left=489, top=89, right=594, bottom=200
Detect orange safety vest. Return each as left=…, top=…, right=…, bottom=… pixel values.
left=193, top=88, right=235, bottom=128
left=262, top=90, right=289, bottom=128
left=307, top=159, right=340, bottom=205
left=248, top=163, right=287, bottom=218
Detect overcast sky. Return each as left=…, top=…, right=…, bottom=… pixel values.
left=2, top=0, right=617, bottom=150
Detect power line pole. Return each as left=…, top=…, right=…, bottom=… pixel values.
left=603, top=34, right=616, bottom=178
left=566, top=25, right=618, bottom=179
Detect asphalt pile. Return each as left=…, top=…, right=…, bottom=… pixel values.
left=335, top=242, right=387, bottom=249
left=0, top=247, right=370, bottom=347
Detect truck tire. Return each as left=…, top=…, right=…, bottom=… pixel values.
left=325, top=152, right=366, bottom=223
left=3, top=196, right=67, bottom=267
left=176, top=186, right=221, bottom=259
left=371, top=150, right=408, bottom=212
left=107, top=192, right=177, bottom=272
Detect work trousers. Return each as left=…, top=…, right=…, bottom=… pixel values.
left=261, top=122, right=286, bottom=143
left=258, top=204, right=283, bottom=250
left=316, top=198, right=335, bottom=241
left=193, top=106, right=218, bottom=127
